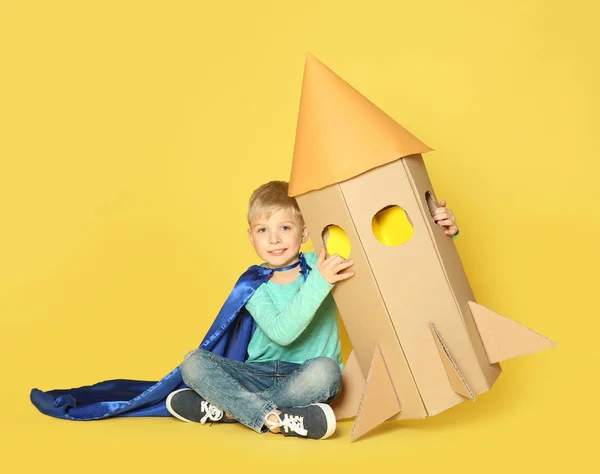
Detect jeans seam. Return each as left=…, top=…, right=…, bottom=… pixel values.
left=254, top=400, right=278, bottom=434
left=185, top=354, right=276, bottom=433
left=210, top=356, right=262, bottom=395
left=186, top=351, right=267, bottom=405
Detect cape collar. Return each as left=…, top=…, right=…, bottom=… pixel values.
left=267, top=252, right=311, bottom=282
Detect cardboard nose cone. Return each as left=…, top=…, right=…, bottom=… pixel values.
left=289, top=53, right=432, bottom=198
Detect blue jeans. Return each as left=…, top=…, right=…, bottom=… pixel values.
left=180, top=349, right=343, bottom=433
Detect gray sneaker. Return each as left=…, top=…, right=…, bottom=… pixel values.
left=268, top=404, right=336, bottom=439
left=166, top=388, right=235, bottom=424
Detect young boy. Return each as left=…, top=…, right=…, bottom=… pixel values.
left=166, top=181, right=458, bottom=439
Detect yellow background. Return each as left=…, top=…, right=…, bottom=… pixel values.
left=1, top=0, right=597, bottom=472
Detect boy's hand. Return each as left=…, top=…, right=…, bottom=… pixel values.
left=317, top=247, right=355, bottom=284
left=432, top=200, right=459, bottom=236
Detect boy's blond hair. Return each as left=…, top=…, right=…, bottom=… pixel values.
left=247, top=181, right=304, bottom=225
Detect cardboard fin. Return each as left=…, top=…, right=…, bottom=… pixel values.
left=430, top=323, right=475, bottom=400
left=330, top=350, right=365, bottom=420
left=468, top=301, right=557, bottom=363
left=351, top=344, right=401, bottom=441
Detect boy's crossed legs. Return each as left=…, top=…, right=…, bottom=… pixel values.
left=167, top=349, right=342, bottom=439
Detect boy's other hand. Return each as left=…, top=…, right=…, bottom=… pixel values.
left=432, top=200, right=459, bottom=236
left=317, top=247, right=355, bottom=284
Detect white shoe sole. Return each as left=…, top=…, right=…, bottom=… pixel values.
left=313, top=403, right=336, bottom=439
left=166, top=388, right=195, bottom=423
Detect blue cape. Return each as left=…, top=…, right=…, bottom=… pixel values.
left=30, top=254, right=311, bottom=420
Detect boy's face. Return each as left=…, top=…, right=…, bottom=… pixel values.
left=247, top=207, right=309, bottom=269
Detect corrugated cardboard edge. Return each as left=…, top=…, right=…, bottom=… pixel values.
left=468, top=301, right=557, bottom=363
left=330, top=350, right=365, bottom=420
left=350, top=344, right=401, bottom=441
left=431, top=323, right=475, bottom=400
left=402, top=156, right=501, bottom=392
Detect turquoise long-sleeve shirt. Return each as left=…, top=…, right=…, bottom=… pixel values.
left=244, top=252, right=343, bottom=369
left=244, top=229, right=458, bottom=369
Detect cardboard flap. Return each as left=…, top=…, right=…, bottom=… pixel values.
left=468, top=301, right=557, bottom=364
left=351, top=344, right=401, bottom=441
left=331, top=350, right=365, bottom=420
left=431, top=323, right=475, bottom=400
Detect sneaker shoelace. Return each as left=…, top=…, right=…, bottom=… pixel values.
left=200, top=400, right=224, bottom=424
left=267, top=413, right=308, bottom=436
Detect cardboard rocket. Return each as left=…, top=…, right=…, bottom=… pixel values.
left=288, top=54, right=556, bottom=441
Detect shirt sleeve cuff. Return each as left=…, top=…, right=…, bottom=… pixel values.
left=310, top=266, right=335, bottom=293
